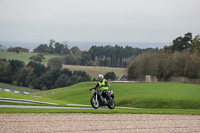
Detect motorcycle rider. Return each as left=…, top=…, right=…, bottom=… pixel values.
left=92, top=74, right=109, bottom=103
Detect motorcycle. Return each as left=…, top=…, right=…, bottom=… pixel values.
left=90, top=87, right=115, bottom=109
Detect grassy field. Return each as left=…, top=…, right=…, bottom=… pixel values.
left=63, top=65, right=126, bottom=79
left=0, top=52, right=58, bottom=63
left=31, top=82, right=200, bottom=109
left=0, top=83, right=39, bottom=92
left=111, top=82, right=200, bottom=109
left=1, top=82, right=200, bottom=114
left=0, top=90, right=66, bottom=106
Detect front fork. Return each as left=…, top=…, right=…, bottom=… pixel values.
left=96, top=91, right=98, bottom=103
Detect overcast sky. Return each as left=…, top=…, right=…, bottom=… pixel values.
left=0, top=0, right=200, bottom=43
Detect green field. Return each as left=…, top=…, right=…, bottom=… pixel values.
left=0, top=82, right=200, bottom=109
left=32, top=82, right=200, bottom=109
left=0, top=52, right=58, bottom=63
left=63, top=65, right=126, bottom=79
left=0, top=82, right=200, bottom=114
left=1, top=82, right=200, bottom=109
left=0, top=90, right=66, bottom=106
left=1, top=82, right=200, bottom=114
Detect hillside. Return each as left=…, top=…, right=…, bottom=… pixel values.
left=32, top=82, right=200, bottom=109
left=0, top=82, right=200, bottom=109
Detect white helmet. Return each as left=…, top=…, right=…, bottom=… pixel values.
left=98, top=74, right=104, bottom=81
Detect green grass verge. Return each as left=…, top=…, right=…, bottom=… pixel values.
left=0, top=108, right=200, bottom=115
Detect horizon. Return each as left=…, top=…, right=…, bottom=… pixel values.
left=0, top=41, right=170, bottom=51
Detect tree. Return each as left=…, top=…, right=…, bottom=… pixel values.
left=73, top=70, right=91, bottom=81
left=71, top=46, right=81, bottom=55
left=48, top=57, right=62, bottom=69
left=184, top=54, right=200, bottom=78
left=63, top=55, right=78, bottom=65
left=21, top=48, right=29, bottom=52
left=54, top=42, right=64, bottom=54
left=33, top=44, right=49, bottom=54
left=127, top=61, right=138, bottom=79
left=104, top=72, right=116, bottom=80
left=12, top=67, right=30, bottom=86
left=27, top=61, right=47, bottom=77
left=61, top=68, right=72, bottom=77
left=62, top=44, right=71, bottom=55
left=162, top=45, right=172, bottom=53
left=49, top=39, right=55, bottom=54
left=192, top=35, right=200, bottom=54
left=55, top=74, right=71, bottom=88
left=7, top=47, right=22, bottom=53
left=171, top=32, right=193, bottom=52
left=10, top=59, right=25, bottom=74
left=29, top=54, right=45, bottom=63
left=0, top=59, right=91, bottom=90
left=79, top=54, right=92, bottom=66
left=0, top=60, right=11, bottom=83
left=0, top=44, right=5, bottom=52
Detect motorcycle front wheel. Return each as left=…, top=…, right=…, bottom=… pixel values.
left=90, top=95, right=99, bottom=109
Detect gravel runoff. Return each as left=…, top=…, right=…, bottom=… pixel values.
left=0, top=114, right=200, bottom=133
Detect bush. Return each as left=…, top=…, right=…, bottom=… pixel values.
left=104, top=72, right=116, bottom=80
left=128, top=51, right=200, bottom=80
left=48, top=57, right=62, bottom=69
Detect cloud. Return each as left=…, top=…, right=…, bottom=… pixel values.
left=0, top=0, right=199, bottom=42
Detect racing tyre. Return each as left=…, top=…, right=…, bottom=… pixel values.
left=90, top=95, right=99, bottom=109
left=108, top=98, right=115, bottom=109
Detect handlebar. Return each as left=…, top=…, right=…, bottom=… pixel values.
left=89, top=87, right=100, bottom=91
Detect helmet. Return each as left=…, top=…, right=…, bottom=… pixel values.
left=98, top=74, right=104, bottom=81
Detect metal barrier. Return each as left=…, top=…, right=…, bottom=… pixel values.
left=0, top=88, right=31, bottom=94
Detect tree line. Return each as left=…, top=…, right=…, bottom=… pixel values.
left=5, top=39, right=159, bottom=68
left=88, top=45, right=158, bottom=67
left=128, top=33, right=200, bottom=80
left=7, top=47, right=29, bottom=53
left=32, top=40, right=159, bottom=68
left=0, top=59, right=91, bottom=90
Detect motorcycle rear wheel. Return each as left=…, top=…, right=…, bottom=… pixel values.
left=90, top=96, right=99, bottom=109
left=107, top=98, right=115, bottom=109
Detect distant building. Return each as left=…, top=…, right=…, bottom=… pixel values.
left=117, top=74, right=128, bottom=81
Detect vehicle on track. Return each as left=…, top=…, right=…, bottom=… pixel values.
left=90, top=87, right=115, bottom=109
